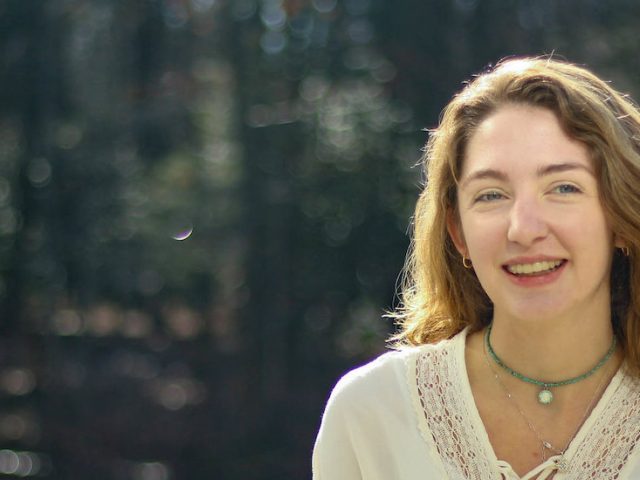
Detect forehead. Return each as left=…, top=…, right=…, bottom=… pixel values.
left=460, top=105, right=592, bottom=179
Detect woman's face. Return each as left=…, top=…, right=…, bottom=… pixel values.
left=448, top=104, right=618, bottom=324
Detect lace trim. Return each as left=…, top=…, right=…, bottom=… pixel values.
left=411, top=331, right=497, bottom=479
left=410, top=330, right=640, bottom=479
left=569, top=369, right=640, bottom=479
left=405, top=345, right=450, bottom=478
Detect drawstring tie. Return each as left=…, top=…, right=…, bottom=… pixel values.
left=500, top=455, right=568, bottom=479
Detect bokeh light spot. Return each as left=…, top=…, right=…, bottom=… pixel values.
left=0, top=450, right=19, bottom=475
left=312, top=0, right=337, bottom=13
left=171, top=223, right=193, bottom=241
left=232, top=0, right=257, bottom=20
left=159, top=383, right=187, bottom=410
left=1, top=369, right=36, bottom=396
left=26, top=158, right=51, bottom=188
left=52, top=309, right=83, bottom=336
left=132, top=461, right=170, bottom=480
left=260, top=31, right=287, bottom=54
left=0, top=450, right=43, bottom=477
left=300, top=76, right=329, bottom=102
left=260, top=3, right=286, bottom=30
left=191, top=0, right=216, bottom=13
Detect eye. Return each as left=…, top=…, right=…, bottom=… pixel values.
left=552, top=183, right=582, bottom=195
left=474, top=190, right=504, bottom=203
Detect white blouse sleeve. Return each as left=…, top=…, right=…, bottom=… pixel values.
left=312, top=350, right=442, bottom=480
left=312, top=373, right=363, bottom=480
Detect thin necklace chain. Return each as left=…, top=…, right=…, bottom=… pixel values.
left=486, top=323, right=616, bottom=389
left=482, top=335, right=611, bottom=466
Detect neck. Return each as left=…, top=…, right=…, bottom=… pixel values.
left=488, top=310, right=615, bottom=382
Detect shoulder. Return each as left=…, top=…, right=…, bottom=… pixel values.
left=327, top=348, right=417, bottom=407
left=315, top=347, right=424, bottom=455
left=326, top=334, right=460, bottom=412
left=313, top=336, right=463, bottom=478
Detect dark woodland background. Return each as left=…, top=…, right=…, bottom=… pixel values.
left=0, top=0, right=639, bottom=478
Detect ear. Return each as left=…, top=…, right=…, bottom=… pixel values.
left=614, top=236, right=626, bottom=249
left=446, top=210, right=467, bottom=256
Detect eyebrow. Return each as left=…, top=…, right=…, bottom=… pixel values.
left=536, top=162, right=593, bottom=176
left=459, top=168, right=506, bottom=188
left=460, top=162, right=593, bottom=188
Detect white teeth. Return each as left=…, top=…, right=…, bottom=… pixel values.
left=507, top=260, right=563, bottom=275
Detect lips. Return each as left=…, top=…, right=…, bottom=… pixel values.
left=504, top=259, right=565, bottom=276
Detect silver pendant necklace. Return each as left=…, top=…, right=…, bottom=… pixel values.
left=482, top=336, right=610, bottom=470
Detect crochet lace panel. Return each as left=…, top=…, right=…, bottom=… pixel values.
left=572, top=372, right=640, bottom=479
left=414, top=337, right=640, bottom=479
left=414, top=340, right=497, bottom=479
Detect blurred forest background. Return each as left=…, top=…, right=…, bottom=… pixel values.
left=0, top=0, right=639, bottom=478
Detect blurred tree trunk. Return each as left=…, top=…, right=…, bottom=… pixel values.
left=1, top=3, right=57, bottom=334
left=225, top=6, right=292, bottom=417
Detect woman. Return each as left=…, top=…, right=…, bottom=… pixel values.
left=312, top=57, right=640, bottom=479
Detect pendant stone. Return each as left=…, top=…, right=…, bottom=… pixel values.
left=538, top=389, right=553, bottom=405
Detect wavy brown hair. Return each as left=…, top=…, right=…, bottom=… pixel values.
left=391, top=57, right=640, bottom=374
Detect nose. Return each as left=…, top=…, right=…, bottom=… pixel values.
left=506, top=196, right=549, bottom=246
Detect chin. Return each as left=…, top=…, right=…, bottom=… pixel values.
left=500, top=301, right=572, bottom=324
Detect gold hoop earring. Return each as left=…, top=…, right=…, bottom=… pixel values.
left=462, top=256, right=472, bottom=269
left=621, top=246, right=630, bottom=257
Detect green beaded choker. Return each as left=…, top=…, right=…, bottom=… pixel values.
left=485, top=324, right=617, bottom=405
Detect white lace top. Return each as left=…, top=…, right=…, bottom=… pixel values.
left=313, top=329, right=640, bottom=479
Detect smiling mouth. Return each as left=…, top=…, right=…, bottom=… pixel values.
left=505, top=260, right=565, bottom=276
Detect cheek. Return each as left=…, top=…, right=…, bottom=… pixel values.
left=562, top=207, right=613, bottom=252
left=574, top=219, right=615, bottom=266
left=462, top=217, right=505, bottom=257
